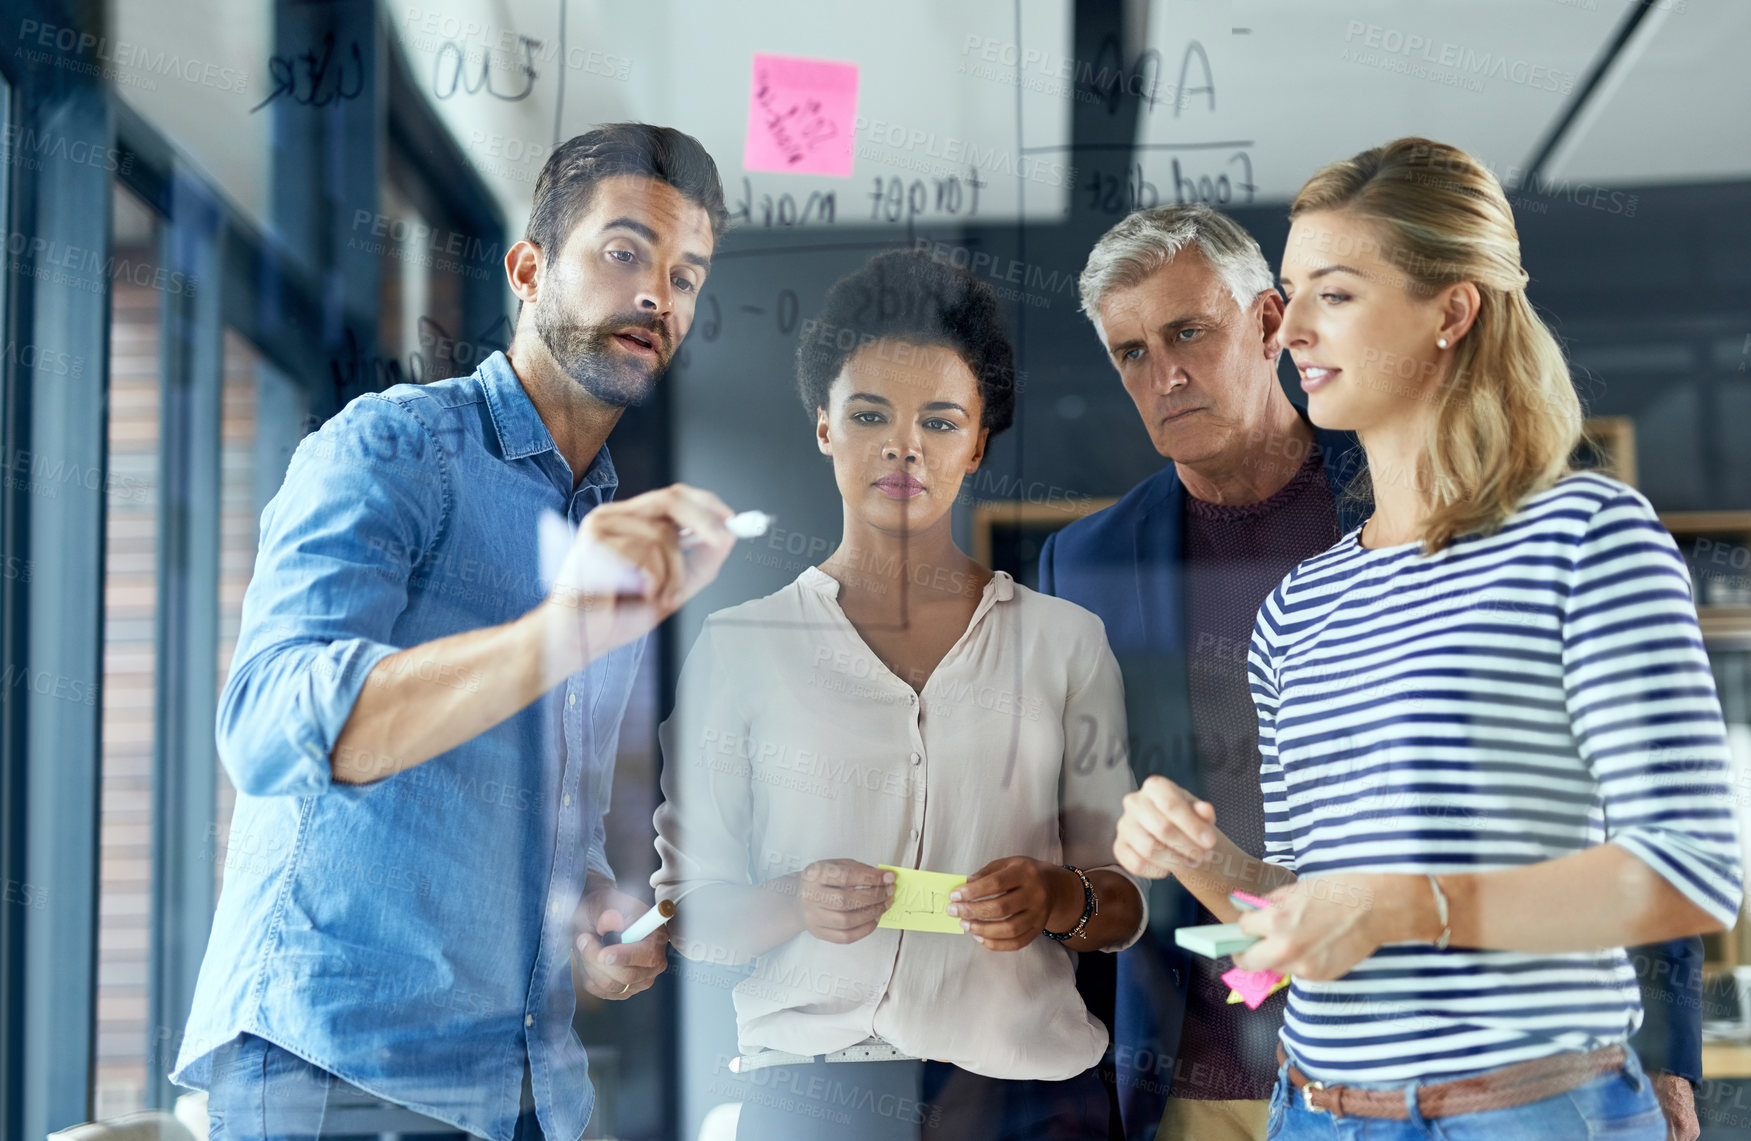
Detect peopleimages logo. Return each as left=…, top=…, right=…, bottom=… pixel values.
left=2, top=232, right=197, bottom=297
left=854, top=117, right=1071, bottom=189
left=0, top=340, right=83, bottom=379
left=1341, top=21, right=1577, bottom=94
left=350, top=210, right=502, bottom=263
left=17, top=19, right=251, bottom=94
left=911, top=238, right=1076, bottom=311
left=1, top=125, right=132, bottom=175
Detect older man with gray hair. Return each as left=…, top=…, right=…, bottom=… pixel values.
left=1038, top=204, right=1702, bottom=1141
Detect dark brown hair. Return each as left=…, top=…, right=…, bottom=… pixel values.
left=525, top=123, right=730, bottom=258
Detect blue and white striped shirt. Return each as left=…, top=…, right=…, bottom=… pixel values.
left=1251, top=472, right=1742, bottom=1083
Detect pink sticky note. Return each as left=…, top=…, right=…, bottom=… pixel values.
left=744, top=53, right=858, bottom=177
left=1231, top=890, right=1275, bottom=911
left=1221, top=966, right=1289, bottom=1010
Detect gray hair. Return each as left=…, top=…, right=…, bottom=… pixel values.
left=1078, top=203, right=1275, bottom=337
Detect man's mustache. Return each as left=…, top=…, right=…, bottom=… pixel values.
left=596, top=313, right=672, bottom=355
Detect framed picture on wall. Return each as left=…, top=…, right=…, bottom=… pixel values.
left=1573, top=416, right=1637, bottom=486
left=1662, top=511, right=1751, bottom=634
left=971, top=499, right=1116, bottom=590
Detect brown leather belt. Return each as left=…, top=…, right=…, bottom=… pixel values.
left=1276, top=1043, right=1627, bottom=1120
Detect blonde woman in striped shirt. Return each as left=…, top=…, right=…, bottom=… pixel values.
left=1113, top=138, right=1742, bottom=1140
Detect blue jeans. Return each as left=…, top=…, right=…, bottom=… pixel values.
left=1264, top=1046, right=1665, bottom=1140
left=205, top=1033, right=544, bottom=1141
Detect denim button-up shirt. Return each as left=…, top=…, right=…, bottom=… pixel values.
left=172, top=352, right=642, bottom=1141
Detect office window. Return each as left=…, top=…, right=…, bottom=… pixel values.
left=94, top=186, right=164, bottom=1120
left=212, top=331, right=256, bottom=900
left=376, top=155, right=479, bottom=386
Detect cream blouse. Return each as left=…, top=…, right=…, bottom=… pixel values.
left=652, top=567, right=1145, bottom=1080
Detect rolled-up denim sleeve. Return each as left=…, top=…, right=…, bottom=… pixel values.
left=216, top=394, right=449, bottom=797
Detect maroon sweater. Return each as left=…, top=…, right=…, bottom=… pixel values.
left=1173, top=447, right=1339, bottom=1101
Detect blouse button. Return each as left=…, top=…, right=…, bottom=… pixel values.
left=909, top=752, right=922, bottom=765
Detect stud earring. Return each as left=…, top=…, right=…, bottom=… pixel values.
left=1437, top=338, right=1449, bottom=349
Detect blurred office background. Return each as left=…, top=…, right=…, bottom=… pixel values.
left=0, top=0, right=1747, bottom=1138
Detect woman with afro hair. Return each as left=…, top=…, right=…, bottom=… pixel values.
left=654, top=250, right=1145, bottom=1140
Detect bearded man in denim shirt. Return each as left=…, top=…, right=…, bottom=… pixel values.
left=171, top=123, right=738, bottom=1141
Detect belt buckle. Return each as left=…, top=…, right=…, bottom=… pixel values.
left=1302, top=1080, right=1327, bottom=1113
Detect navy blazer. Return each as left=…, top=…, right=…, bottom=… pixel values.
left=1038, top=426, right=1703, bottom=1138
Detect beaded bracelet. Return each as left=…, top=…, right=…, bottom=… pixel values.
left=1044, top=864, right=1098, bottom=943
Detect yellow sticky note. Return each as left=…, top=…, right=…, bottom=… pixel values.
left=876, top=865, right=968, bottom=934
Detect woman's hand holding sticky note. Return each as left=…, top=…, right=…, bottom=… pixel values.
left=1222, top=889, right=1288, bottom=1007
left=876, top=865, right=968, bottom=934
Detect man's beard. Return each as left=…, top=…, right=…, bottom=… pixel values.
left=534, top=299, right=672, bottom=408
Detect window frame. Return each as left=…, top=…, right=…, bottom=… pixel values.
left=0, top=0, right=506, bottom=1128
left=0, top=1, right=113, bottom=1134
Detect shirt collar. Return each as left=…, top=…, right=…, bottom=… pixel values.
left=575, top=443, right=619, bottom=498
left=477, top=350, right=557, bottom=461
left=800, top=566, right=1015, bottom=603
left=476, top=350, right=619, bottom=497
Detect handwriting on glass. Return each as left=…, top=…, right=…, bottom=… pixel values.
left=252, top=31, right=365, bottom=113
left=752, top=69, right=840, bottom=169
left=434, top=36, right=539, bottom=102
left=328, top=314, right=513, bottom=403
left=728, top=177, right=839, bottom=229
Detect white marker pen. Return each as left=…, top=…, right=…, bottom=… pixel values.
left=725, top=510, right=774, bottom=539
left=681, top=510, right=773, bottom=548
left=600, top=899, right=676, bottom=946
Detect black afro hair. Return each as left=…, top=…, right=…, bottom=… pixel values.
left=795, top=250, right=1016, bottom=436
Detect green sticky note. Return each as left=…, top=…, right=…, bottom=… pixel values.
left=1175, top=922, right=1261, bottom=959
left=876, top=865, right=968, bottom=934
